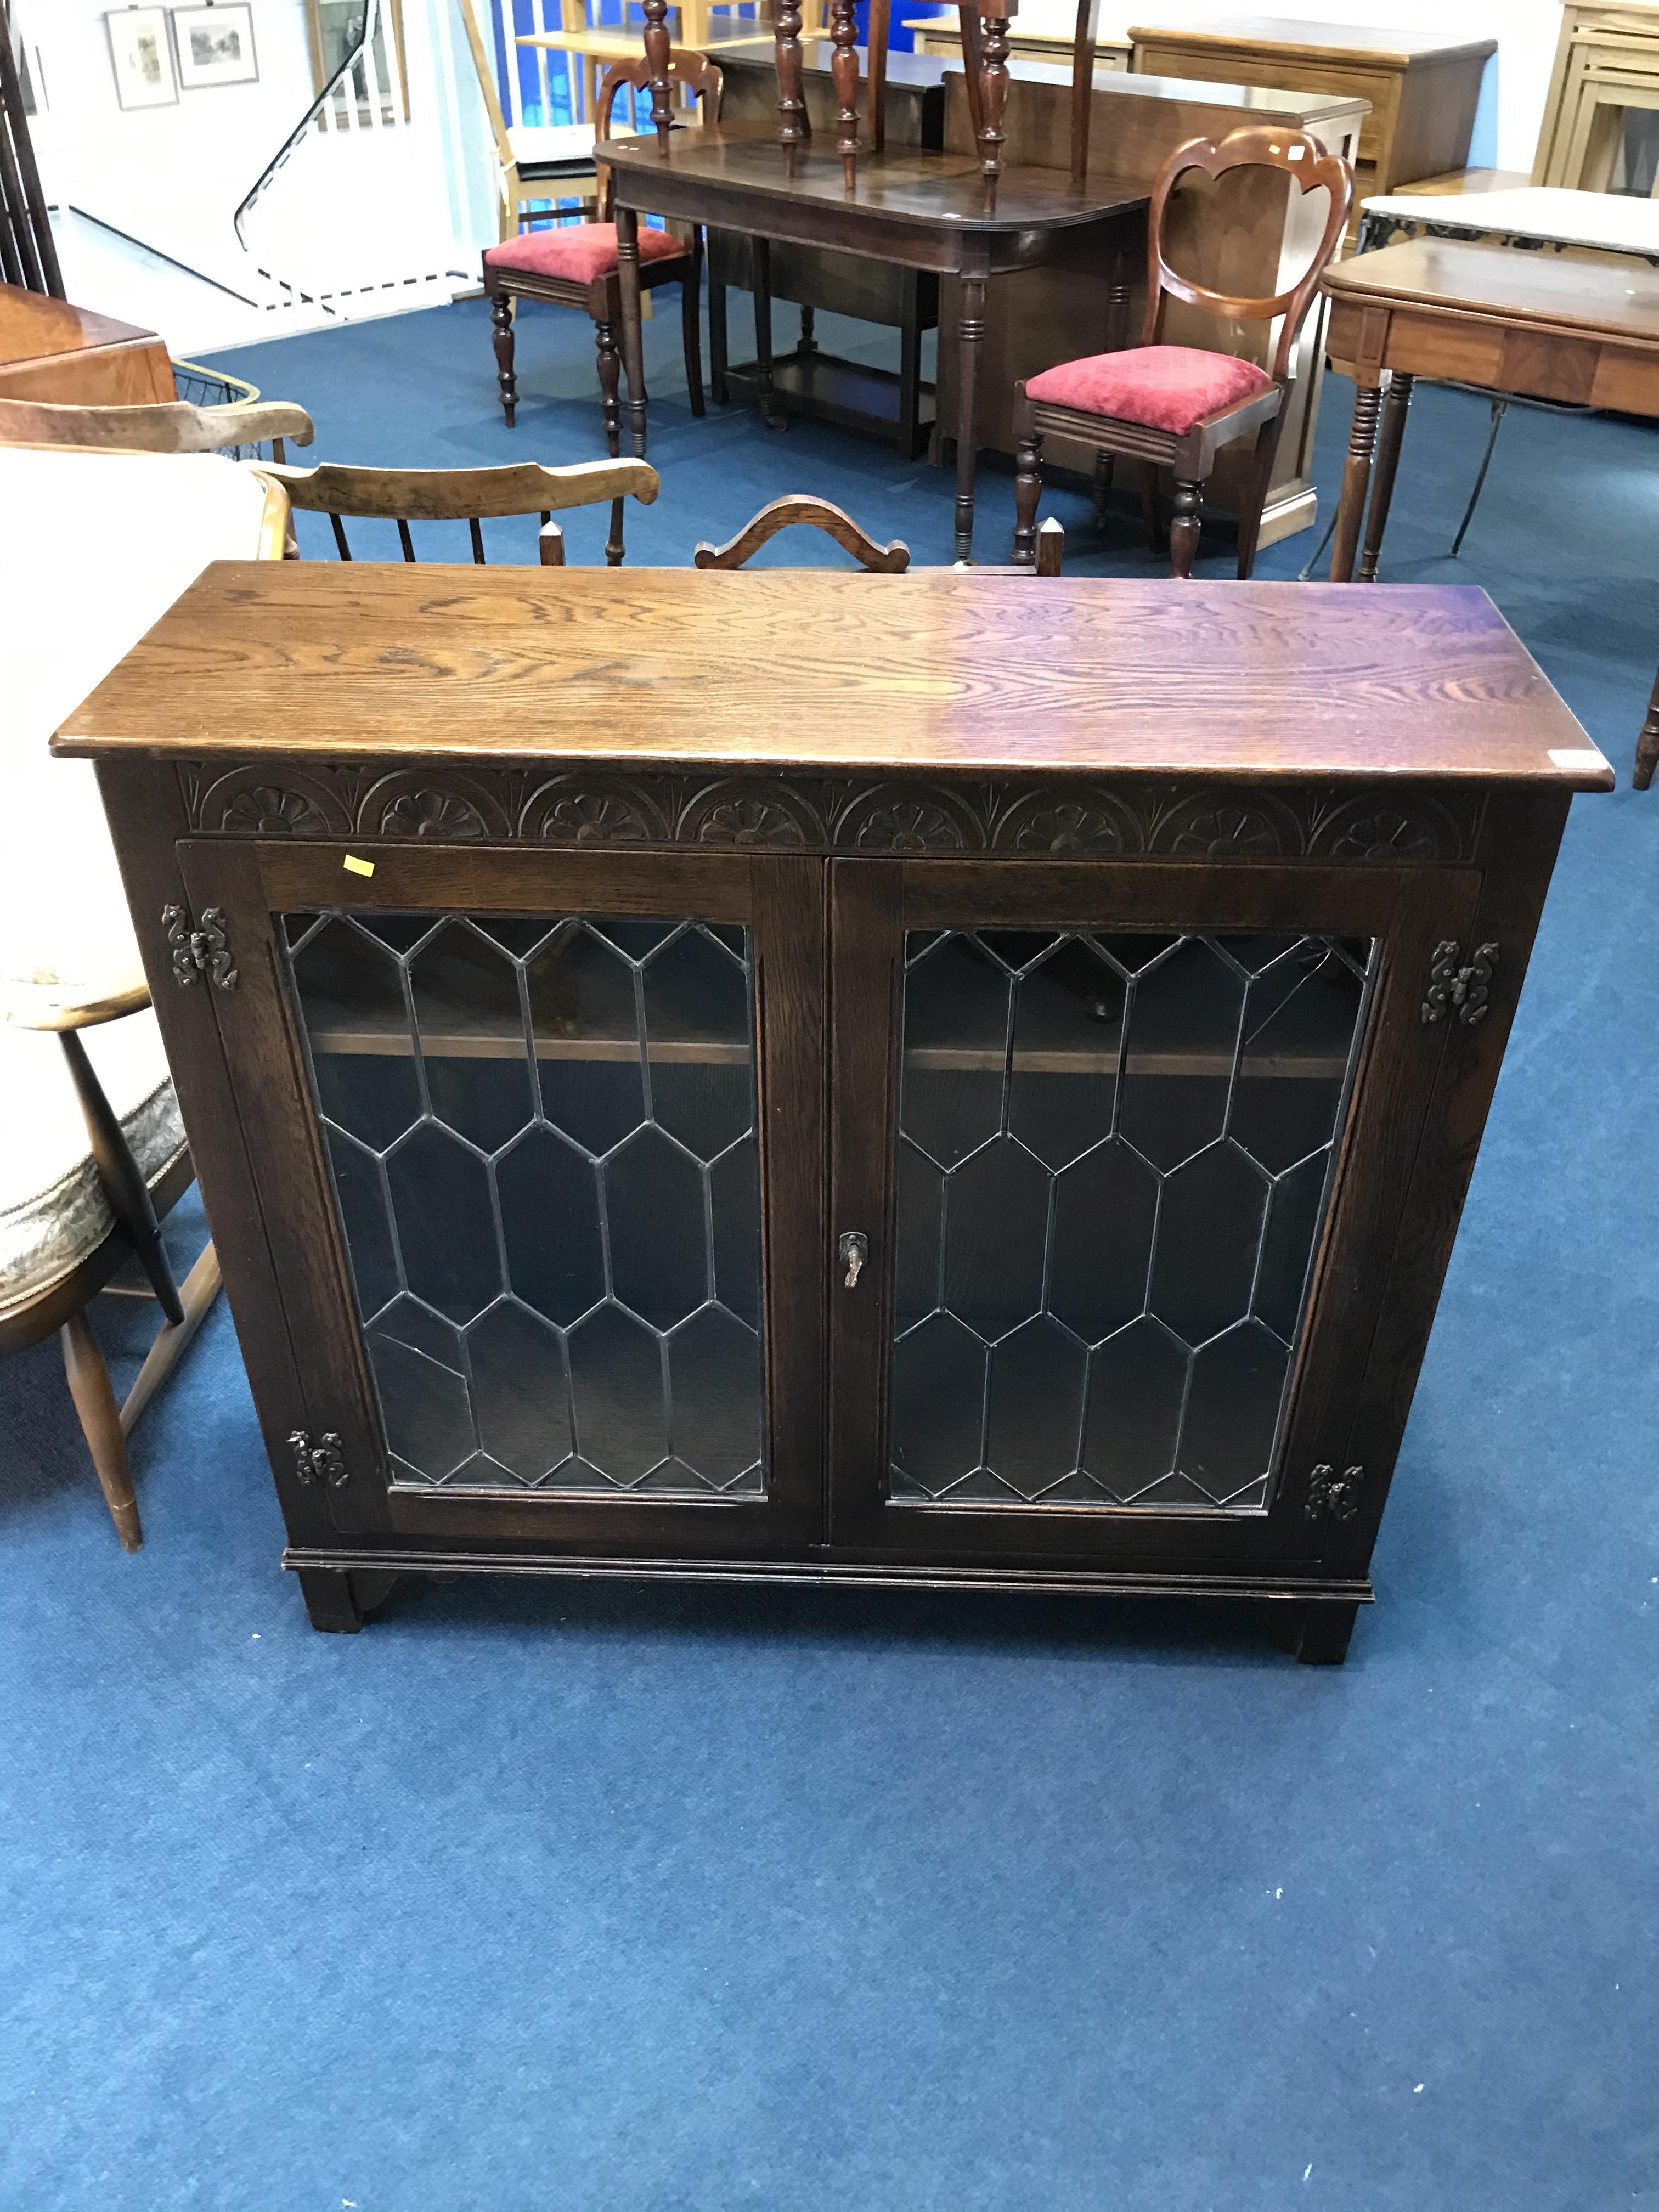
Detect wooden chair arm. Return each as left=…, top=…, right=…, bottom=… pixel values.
left=2, top=970, right=151, bottom=1032
left=0, top=394, right=316, bottom=455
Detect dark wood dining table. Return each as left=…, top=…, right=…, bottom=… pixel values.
left=597, top=122, right=1148, bottom=562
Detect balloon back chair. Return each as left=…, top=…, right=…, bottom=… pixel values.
left=1011, top=126, right=1352, bottom=579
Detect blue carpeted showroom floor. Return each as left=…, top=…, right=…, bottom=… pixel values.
left=2, top=295, right=1656, bottom=2210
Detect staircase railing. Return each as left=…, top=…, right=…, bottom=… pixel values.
left=233, top=0, right=392, bottom=250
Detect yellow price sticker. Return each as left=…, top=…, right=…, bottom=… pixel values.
left=343, top=855, right=375, bottom=878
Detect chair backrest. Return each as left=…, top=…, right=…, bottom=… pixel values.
left=595, top=53, right=723, bottom=219
left=1144, top=127, right=1354, bottom=381
left=260, top=455, right=659, bottom=564
left=693, top=495, right=909, bottom=571
left=456, top=0, right=521, bottom=201
left=0, top=0, right=61, bottom=296
left=0, top=394, right=315, bottom=458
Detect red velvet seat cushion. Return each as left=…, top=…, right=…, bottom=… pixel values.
left=484, top=221, right=685, bottom=285
left=1026, top=345, right=1275, bottom=435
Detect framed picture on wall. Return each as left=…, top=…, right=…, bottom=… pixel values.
left=104, top=7, right=178, bottom=109
left=171, top=3, right=259, bottom=89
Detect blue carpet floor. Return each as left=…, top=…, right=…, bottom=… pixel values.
left=2, top=297, right=1656, bottom=2210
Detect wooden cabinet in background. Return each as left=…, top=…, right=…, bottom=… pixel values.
left=1129, top=18, right=1496, bottom=231
left=57, top=563, right=1610, bottom=1663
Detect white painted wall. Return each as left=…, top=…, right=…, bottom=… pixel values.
left=1018, top=2, right=1566, bottom=173
left=17, top=0, right=501, bottom=333
left=22, top=0, right=318, bottom=243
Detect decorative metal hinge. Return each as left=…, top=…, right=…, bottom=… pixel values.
left=1305, top=1463, right=1364, bottom=1522
left=1421, top=939, right=1497, bottom=1027
left=289, top=1429, right=348, bottom=1487
left=163, top=902, right=239, bottom=990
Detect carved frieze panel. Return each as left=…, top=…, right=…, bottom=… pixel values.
left=182, top=763, right=1482, bottom=864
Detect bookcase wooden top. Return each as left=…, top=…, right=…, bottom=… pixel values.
left=55, top=563, right=1609, bottom=789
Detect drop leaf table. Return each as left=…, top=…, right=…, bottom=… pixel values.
left=55, top=564, right=1610, bottom=1660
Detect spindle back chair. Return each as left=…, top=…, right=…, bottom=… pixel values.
left=0, top=393, right=315, bottom=461
left=0, top=0, right=60, bottom=295
left=258, top=455, right=660, bottom=568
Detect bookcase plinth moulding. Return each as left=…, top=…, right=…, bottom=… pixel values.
left=55, top=564, right=1610, bottom=1663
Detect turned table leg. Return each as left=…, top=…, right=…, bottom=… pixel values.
left=615, top=207, right=648, bottom=458
left=1632, top=662, right=1659, bottom=789
left=1329, top=379, right=1383, bottom=582
left=953, top=272, right=987, bottom=562
left=1356, top=370, right=1414, bottom=583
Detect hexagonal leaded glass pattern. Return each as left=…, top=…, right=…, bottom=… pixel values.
left=281, top=912, right=764, bottom=1494
left=889, top=929, right=1375, bottom=1510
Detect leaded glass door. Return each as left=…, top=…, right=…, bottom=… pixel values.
left=828, top=856, right=1479, bottom=1570
left=179, top=842, right=825, bottom=1555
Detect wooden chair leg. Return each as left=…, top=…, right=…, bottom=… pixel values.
left=1235, top=414, right=1287, bottom=581
left=681, top=232, right=706, bottom=418
left=119, top=1240, right=222, bottom=1440
left=1170, top=477, right=1202, bottom=579
left=1012, top=414, right=1043, bottom=568
left=60, top=1309, right=141, bottom=1553
left=1092, top=449, right=1114, bottom=532
left=1139, top=461, right=1167, bottom=556
left=595, top=317, right=623, bottom=459
left=1634, top=663, right=1659, bottom=789
left=490, top=291, right=518, bottom=428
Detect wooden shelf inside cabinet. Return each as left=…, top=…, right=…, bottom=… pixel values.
left=304, top=1011, right=749, bottom=1064
left=906, top=1045, right=1352, bottom=1076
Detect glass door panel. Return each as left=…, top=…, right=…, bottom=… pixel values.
left=889, top=928, right=1374, bottom=1511
left=280, top=908, right=765, bottom=1499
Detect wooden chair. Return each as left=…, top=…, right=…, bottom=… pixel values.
left=0, top=450, right=288, bottom=1550
left=1, top=981, right=221, bottom=1552
left=259, top=454, right=659, bottom=568
left=1011, top=126, right=1352, bottom=580
left=457, top=0, right=603, bottom=244
left=0, top=394, right=315, bottom=462
left=0, top=0, right=61, bottom=296
left=482, top=54, right=723, bottom=451
left=693, top=494, right=909, bottom=569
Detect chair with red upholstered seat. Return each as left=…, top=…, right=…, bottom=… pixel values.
left=1011, top=126, right=1352, bottom=580
left=482, top=53, right=721, bottom=456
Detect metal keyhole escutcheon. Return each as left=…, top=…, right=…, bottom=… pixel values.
left=839, top=1231, right=868, bottom=1289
